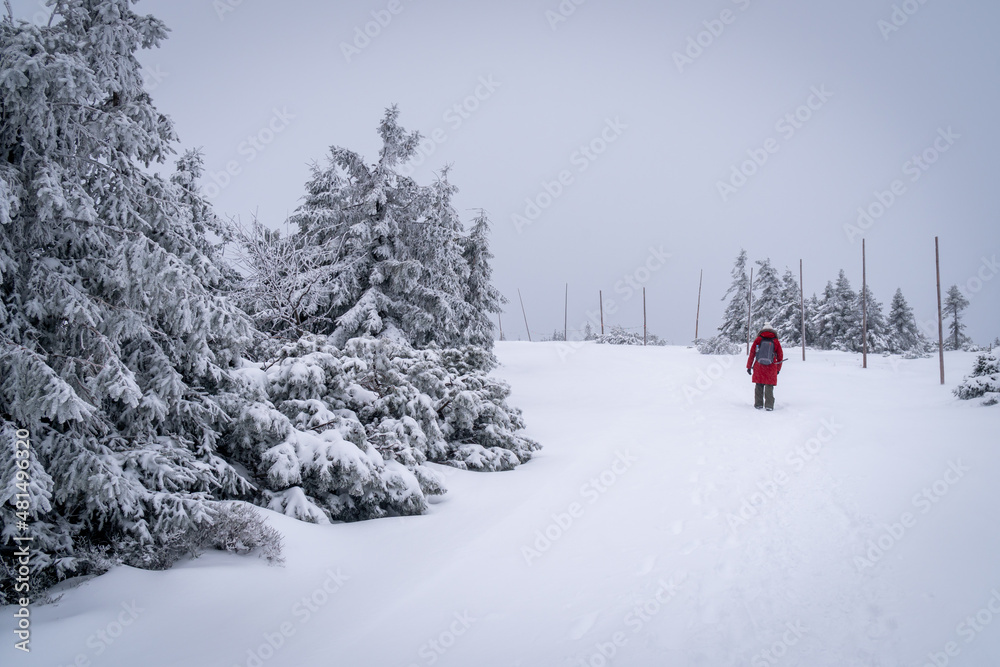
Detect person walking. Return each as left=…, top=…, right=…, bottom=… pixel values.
left=746, top=322, right=784, bottom=410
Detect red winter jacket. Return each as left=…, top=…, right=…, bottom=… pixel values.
left=747, top=329, right=783, bottom=385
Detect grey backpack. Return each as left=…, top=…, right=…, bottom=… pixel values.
left=756, top=338, right=775, bottom=366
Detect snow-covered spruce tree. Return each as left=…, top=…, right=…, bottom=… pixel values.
left=286, top=107, right=470, bottom=349
left=811, top=270, right=860, bottom=351
left=750, top=258, right=782, bottom=334
left=718, top=249, right=751, bottom=344
left=0, top=1, right=277, bottom=596
left=460, top=209, right=507, bottom=348
left=413, top=168, right=480, bottom=348
left=943, top=285, right=971, bottom=351
left=856, top=284, right=889, bottom=354
left=772, top=267, right=802, bottom=345
left=228, top=108, right=537, bottom=495
left=953, top=352, right=999, bottom=405
left=806, top=293, right=822, bottom=345
left=810, top=282, right=838, bottom=350
left=886, top=288, right=923, bottom=354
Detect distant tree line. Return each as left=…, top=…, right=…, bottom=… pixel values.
left=706, top=249, right=976, bottom=355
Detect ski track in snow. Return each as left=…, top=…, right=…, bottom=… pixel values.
left=4, top=343, right=999, bottom=667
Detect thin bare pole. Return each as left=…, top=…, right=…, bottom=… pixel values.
left=518, top=288, right=532, bottom=342
left=935, top=237, right=945, bottom=384
left=746, top=266, right=754, bottom=355
left=498, top=314, right=504, bottom=342
left=643, top=287, right=647, bottom=346
left=799, top=259, right=806, bottom=361
left=564, top=283, right=568, bottom=342
left=695, top=269, right=703, bottom=340
left=862, top=239, right=868, bottom=369
left=599, top=290, right=604, bottom=335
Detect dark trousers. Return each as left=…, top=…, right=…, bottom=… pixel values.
left=754, top=383, right=775, bottom=409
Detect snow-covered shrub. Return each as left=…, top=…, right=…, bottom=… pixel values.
left=233, top=334, right=538, bottom=524
left=695, top=336, right=742, bottom=355
left=595, top=325, right=667, bottom=346
left=953, top=352, right=999, bottom=405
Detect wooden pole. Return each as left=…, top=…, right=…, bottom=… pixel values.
left=862, top=239, right=868, bottom=369
left=935, top=237, right=945, bottom=384
left=695, top=269, right=703, bottom=340
left=799, top=259, right=806, bottom=361
left=746, top=266, right=754, bottom=355
left=518, top=288, right=532, bottom=342
left=564, top=283, right=568, bottom=342
left=599, top=290, right=604, bottom=335
left=498, top=314, right=504, bottom=342
left=643, top=287, right=649, bottom=346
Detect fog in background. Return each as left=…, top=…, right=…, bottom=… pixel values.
left=12, top=0, right=1000, bottom=344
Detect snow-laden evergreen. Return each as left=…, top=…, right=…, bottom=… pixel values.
left=810, top=270, right=861, bottom=351
left=718, top=249, right=750, bottom=344
left=774, top=267, right=804, bottom=346
left=0, top=1, right=274, bottom=595
left=276, top=108, right=497, bottom=351
left=886, top=288, right=924, bottom=354
left=943, top=285, right=971, bottom=351
left=460, top=209, right=507, bottom=348
left=750, top=258, right=782, bottom=333
left=857, top=284, right=888, bottom=353
left=953, top=352, right=999, bottom=405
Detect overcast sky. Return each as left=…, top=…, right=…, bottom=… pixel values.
left=13, top=0, right=1000, bottom=345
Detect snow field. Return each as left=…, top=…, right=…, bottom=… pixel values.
left=4, top=342, right=998, bottom=667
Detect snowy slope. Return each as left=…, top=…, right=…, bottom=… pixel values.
left=5, top=343, right=999, bottom=667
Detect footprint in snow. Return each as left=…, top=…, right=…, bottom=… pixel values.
left=569, top=611, right=600, bottom=640
left=636, top=554, right=657, bottom=576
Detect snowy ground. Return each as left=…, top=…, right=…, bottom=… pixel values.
left=5, top=342, right=1000, bottom=667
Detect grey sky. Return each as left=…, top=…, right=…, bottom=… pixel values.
left=12, top=0, right=1000, bottom=345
